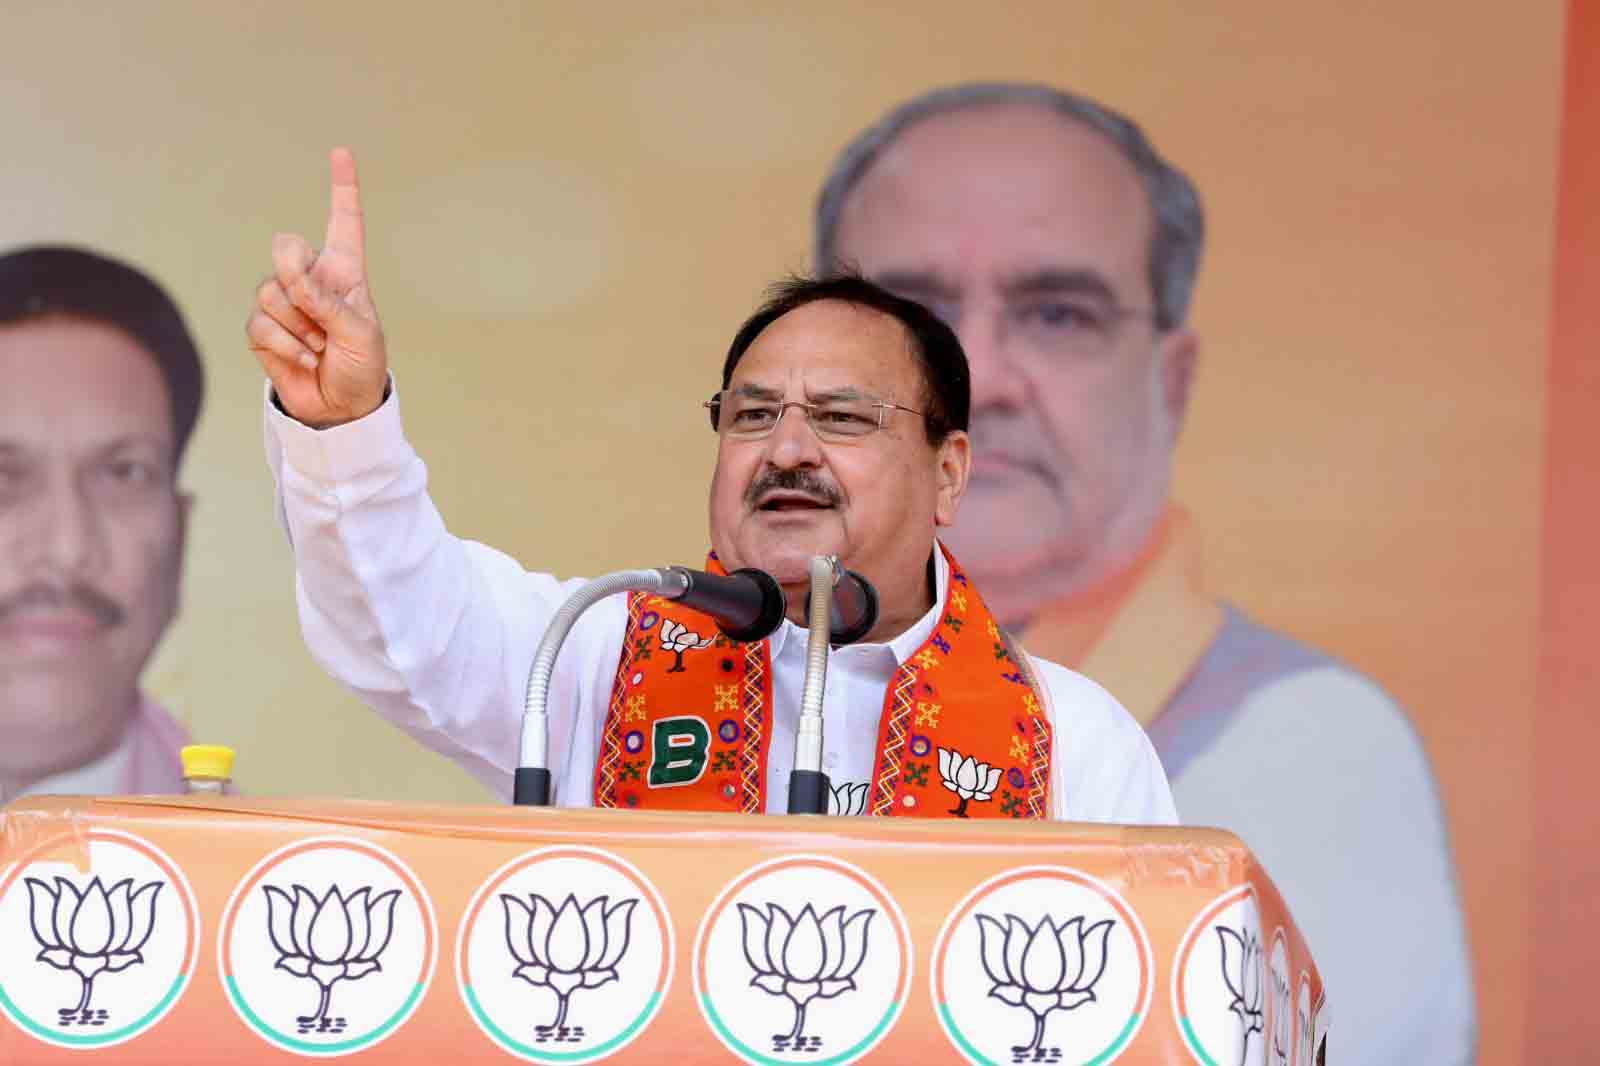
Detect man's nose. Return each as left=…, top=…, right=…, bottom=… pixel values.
left=763, top=404, right=825, bottom=468
left=958, top=308, right=1029, bottom=411
left=18, top=476, right=106, bottom=578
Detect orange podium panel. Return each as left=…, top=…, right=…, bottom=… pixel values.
left=0, top=796, right=1326, bottom=1064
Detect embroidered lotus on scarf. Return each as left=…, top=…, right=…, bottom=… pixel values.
left=937, top=746, right=1003, bottom=817
left=25, top=876, right=163, bottom=1023
left=737, top=901, right=876, bottom=1049
left=501, top=892, right=638, bottom=1033
left=263, top=883, right=400, bottom=1031
left=975, top=911, right=1114, bottom=1056
left=658, top=620, right=714, bottom=673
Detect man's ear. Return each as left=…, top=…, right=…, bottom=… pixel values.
left=1157, top=327, right=1200, bottom=445
left=933, top=430, right=971, bottom=528
left=177, top=491, right=194, bottom=547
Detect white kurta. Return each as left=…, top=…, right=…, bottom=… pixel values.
left=264, top=385, right=1176, bottom=824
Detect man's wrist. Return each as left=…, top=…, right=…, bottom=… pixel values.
left=270, top=381, right=392, bottom=428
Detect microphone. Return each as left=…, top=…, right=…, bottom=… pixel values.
left=515, top=563, right=786, bottom=806
left=658, top=566, right=787, bottom=642
left=806, top=568, right=879, bottom=645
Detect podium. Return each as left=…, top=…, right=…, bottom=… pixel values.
left=0, top=796, right=1326, bottom=1064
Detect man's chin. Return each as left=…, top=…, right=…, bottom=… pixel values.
left=743, top=540, right=847, bottom=586
left=0, top=674, right=135, bottom=778
left=943, top=518, right=1079, bottom=584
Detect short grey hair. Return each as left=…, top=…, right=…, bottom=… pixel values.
left=814, top=82, right=1205, bottom=331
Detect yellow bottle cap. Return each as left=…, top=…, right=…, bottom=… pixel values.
left=180, top=744, right=236, bottom=781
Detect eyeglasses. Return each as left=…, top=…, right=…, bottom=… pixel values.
left=704, top=389, right=927, bottom=442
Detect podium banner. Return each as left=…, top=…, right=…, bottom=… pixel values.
left=0, top=797, right=1325, bottom=1064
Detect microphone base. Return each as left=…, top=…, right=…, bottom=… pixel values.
left=513, top=767, right=552, bottom=807
left=786, top=769, right=832, bottom=815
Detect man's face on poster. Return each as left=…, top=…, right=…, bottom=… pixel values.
left=0, top=317, right=187, bottom=780
left=832, top=103, right=1197, bottom=622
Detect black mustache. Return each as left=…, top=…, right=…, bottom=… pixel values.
left=745, top=468, right=843, bottom=508
left=0, top=583, right=124, bottom=627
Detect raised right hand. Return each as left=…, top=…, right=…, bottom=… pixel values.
left=246, top=147, right=388, bottom=428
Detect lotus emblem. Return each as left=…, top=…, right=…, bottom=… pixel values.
left=1217, top=925, right=1264, bottom=1064
left=975, top=911, right=1114, bottom=1057
left=828, top=781, right=869, bottom=817
left=737, top=901, right=875, bottom=1051
left=659, top=620, right=714, bottom=672
left=938, top=746, right=1003, bottom=817
left=1269, top=958, right=1291, bottom=1064
left=501, top=891, right=638, bottom=1037
left=263, top=883, right=400, bottom=1033
left=24, top=876, right=163, bottom=1025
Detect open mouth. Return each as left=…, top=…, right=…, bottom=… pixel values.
left=757, top=493, right=834, bottom=513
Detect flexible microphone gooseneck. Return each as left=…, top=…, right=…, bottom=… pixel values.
left=515, top=565, right=786, bottom=806
left=788, top=555, right=882, bottom=814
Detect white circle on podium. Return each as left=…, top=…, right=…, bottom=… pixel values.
left=0, top=829, right=198, bottom=1051
left=1172, top=885, right=1264, bottom=1066
left=455, top=846, right=672, bottom=1064
left=932, top=865, right=1152, bottom=1065
left=693, top=853, right=911, bottom=1066
left=217, top=836, right=437, bottom=1057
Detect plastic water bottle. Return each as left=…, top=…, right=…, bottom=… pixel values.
left=179, top=745, right=234, bottom=795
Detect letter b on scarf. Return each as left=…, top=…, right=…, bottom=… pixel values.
left=649, top=716, right=711, bottom=787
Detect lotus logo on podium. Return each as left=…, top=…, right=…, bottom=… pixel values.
left=1217, top=924, right=1265, bottom=1060
left=974, top=911, right=1115, bottom=1059
left=24, top=876, right=164, bottom=1028
left=933, top=867, right=1152, bottom=1065
left=736, top=901, right=876, bottom=1051
left=1265, top=931, right=1291, bottom=1066
left=500, top=892, right=638, bottom=1035
left=1172, top=886, right=1270, bottom=1066
left=696, top=855, right=911, bottom=1066
left=262, top=883, right=402, bottom=1034
left=457, top=847, right=672, bottom=1064
left=0, top=830, right=198, bottom=1051
left=218, top=837, right=437, bottom=1056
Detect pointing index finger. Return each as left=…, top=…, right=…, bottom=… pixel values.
left=324, top=145, right=366, bottom=267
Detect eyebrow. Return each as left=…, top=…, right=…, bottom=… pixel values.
left=872, top=267, right=1121, bottom=309
left=804, top=385, right=867, bottom=403
left=731, top=382, right=785, bottom=400
left=999, top=268, right=1119, bottom=307
left=0, top=436, right=171, bottom=463
left=730, top=383, right=871, bottom=402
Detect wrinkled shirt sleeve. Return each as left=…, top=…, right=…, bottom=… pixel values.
left=262, top=381, right=623, bottom=802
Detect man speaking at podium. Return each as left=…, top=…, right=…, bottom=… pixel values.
left=248, top=149, right=1174, bottom=824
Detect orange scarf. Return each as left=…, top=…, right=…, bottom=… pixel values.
left=593, top=546, right=1053, bottom=820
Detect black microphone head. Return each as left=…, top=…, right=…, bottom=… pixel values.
left=807, top=568, right=879, bottom=645
left=718, top=567, right=788, bottom=642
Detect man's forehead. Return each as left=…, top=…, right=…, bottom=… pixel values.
left=0, top=318, right=176, bottom=451
left=728, top=377, right=875, bottom=398
left=833, top=104, right=1153, bottom=293
left=729, top=302, right=918, bottom=390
